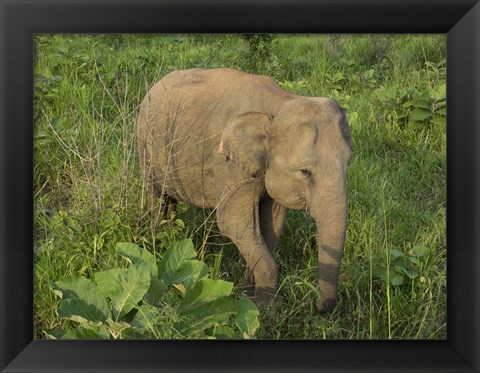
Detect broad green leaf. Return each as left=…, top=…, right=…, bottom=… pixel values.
left=116, top=242, right=158, bottom=277
left=437, top=59, right=447, bottom=68
left=390, top=249, right=405, bottom=259
left=175, top=219, right=185, bottom=229
left=420, top=90, right=434, bottom=102
left=434, top=83, right=446, bottom=102
left=376, top=86, right=397, bottom=101
left=95, top=268, right=127, bottom=296
left=413, top=98, right=431, bottom=110
left=410, top=108, right=431, bottom=122
left=413, top=245, right=430, bottom=257
left=34, top=129, right=52, bottom=147
left=116, top=263, right=151, bottom=319
left=348, top=111, right=359, bottom=125
left=408, top=256, right=420, bottom=265
left=130, top=303, right=159, bottom=331
left=402, top=268, right=419, bottom=279
left=55, top=275, right=95, bottom=299
left=95, top=264, right=152, bottom=320
left=106, top=262, right=151, bottom=320
left=57, top=324, right=109, bottom=340
left=62, top=327, right=107, bottom=340
left=333, top=72, right=345, bottom=81
left=433, top=101, right=446, bottom=111
left=212, top=325, right=238, bottom=339
left=372, top=265, right=387, bottom=283
left=390, top=274, right=404, bottom=286
left=51, top=116, right=64, bottom=133
left=55, top=275, right=111, bottom=322
left=172, top=283, right=187, bottom=297
left=179, top=279, right=234, bottom=313
left=106, top=318, right=132, bottom=338
left=176, top=297, right=237, bottom=336
left=45, top=329, right=67, bottom=339
left=58, top=298, right=110, bottom=324
left=425, top=61, right=438, bottom=72
left=159, top=239, right=197, bottom=285
left=433, top=106, right=446, bottom=118
left=172, top=260, right=208, bottom=290
left=144, top=278, right=168, bottom=306
left=235, top=297, right=260, bottom=339
left=83, top=324, right=110, bottom=339
left=394, top=264, right=406, bottom=274
left=363, top=69, right=375, bottom=81
left=52, top=289, right=63, bottom=299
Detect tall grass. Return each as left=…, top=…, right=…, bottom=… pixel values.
left=34, top=34, right=446, bottom=339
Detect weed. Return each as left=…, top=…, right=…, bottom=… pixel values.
left=48, top=239, right=260, bottom=339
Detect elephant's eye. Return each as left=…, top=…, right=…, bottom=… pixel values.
left=300, top=168, right=312, bottom=178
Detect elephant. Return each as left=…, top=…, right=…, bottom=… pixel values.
left=137, top=68, right=352, bottom=312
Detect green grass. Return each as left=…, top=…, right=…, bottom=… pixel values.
left=34, top=34, right=446, bottom=340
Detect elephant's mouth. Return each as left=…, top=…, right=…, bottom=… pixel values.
left=298, top=194, right=308, bottom=211
left=299, top=196, right=308, bottom=211
left=278, top=193, right=307, bottom=211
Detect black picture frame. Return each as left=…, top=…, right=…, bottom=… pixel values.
left=1, top=0, right=479, bottom=372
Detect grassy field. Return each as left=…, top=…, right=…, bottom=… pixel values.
left=34, top=34, right=446, bottom=340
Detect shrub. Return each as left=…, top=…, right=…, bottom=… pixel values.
left=48, top=239, right=260, bottom=339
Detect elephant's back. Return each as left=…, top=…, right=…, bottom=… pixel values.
left=136, top=68, right=293, bottom=208
left=157, top=68, right=291, bottom=108
left=159, top=67, right=270, bottom=88
left=141, top=68, right=290, bottom=144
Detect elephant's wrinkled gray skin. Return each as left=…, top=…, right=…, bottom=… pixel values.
left=137, top=68, right=352, bottom=312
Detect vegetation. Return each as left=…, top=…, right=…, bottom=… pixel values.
left=34, top=34, right=446, bottom=339
left=49, top=239, right=259, bottom=339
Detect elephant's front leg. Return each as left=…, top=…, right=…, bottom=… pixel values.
left=259, top=196, right=287, bottom=252
left=216, top=185, right=279, bottom=307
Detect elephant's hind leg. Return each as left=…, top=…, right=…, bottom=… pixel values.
left=162, top=194, right=177, bottom=219
left=141, top=164, right=176, bottom=228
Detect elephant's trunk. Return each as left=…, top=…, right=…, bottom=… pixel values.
left=309, top=183, right=348, bottom=312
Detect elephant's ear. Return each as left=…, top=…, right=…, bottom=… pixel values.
left=218, top=112, right=272, bottom=177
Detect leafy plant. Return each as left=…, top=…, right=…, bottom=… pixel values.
left=241, top=34, right=277, bottom=73
left=49, top=239, right=260, bottom=339
left=376, top=77, right=446, bottom=127
left=34, top=73, right=63, bottom=102
left=325, top=71, right=347, bottom=91
left=374, top=245, right=431, bottom=287
left=278, top=80, right=307, bottom=94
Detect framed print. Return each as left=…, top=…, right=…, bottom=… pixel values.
left=1, top=1, right=479, bottom=372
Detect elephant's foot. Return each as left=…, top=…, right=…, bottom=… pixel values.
left=253, top=287, right=282, bottom=311
left=316, top=296, right=337, bottom=313
left=242, top=270, right=255, bottom=297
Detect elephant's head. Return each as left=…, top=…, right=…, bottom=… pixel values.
left=219, top=98, right=352, bottom=311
